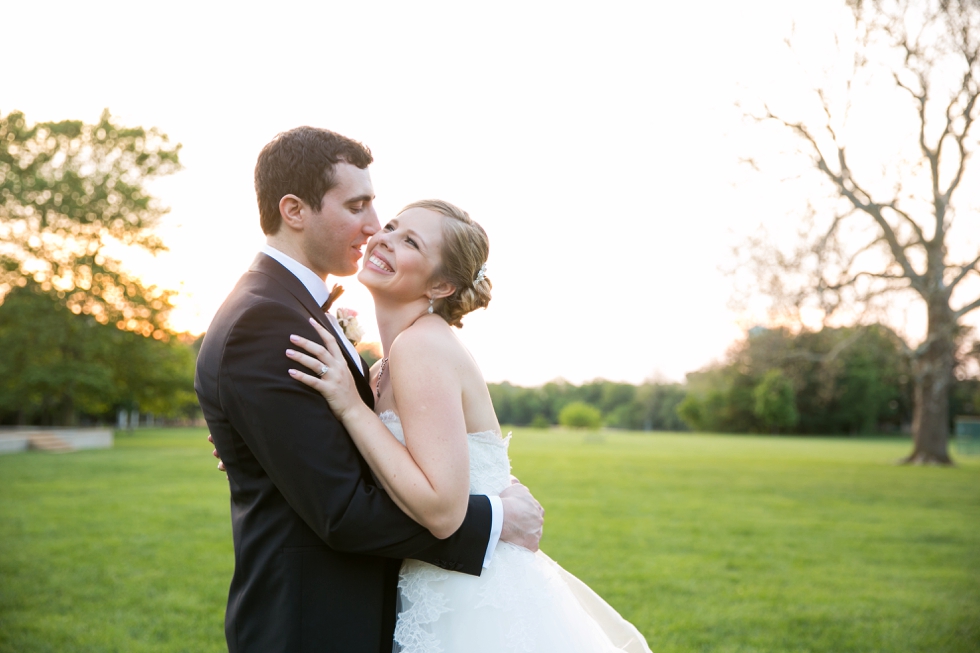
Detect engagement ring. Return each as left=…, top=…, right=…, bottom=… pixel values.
left=317, top=365, right=329, bottom=378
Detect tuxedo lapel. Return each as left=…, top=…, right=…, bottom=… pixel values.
left=250, top=253, right=375, bottom=409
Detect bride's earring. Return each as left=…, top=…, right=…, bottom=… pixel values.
left=428, top=298, right=434, bottom=314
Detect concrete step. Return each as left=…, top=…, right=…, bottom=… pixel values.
left=28, top=432, right=75, bottom=453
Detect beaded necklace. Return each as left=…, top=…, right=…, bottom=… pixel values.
left=376, top=357, right=389, bottom=399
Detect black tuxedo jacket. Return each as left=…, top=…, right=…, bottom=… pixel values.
left=195, top=253, right=492, bottom=653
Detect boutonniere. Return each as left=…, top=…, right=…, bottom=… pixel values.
left=335, top=307, right=365, bottom=346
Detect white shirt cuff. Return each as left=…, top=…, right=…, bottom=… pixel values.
left=483, top=495, right=503, bottom=568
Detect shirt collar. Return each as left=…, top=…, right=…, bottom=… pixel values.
left=259, top=244, right=331, bottom=307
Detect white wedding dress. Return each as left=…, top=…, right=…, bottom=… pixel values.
left=380, top=411, right=652, bottom=653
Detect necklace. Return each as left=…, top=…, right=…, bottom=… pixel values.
left=376, top=356, right=389, bottom=399
left=375, top=310, right=431, bottom=399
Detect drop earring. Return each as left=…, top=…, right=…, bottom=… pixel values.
left=428, top=298, right=434, bottom=314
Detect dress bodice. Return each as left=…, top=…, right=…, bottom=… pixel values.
left=378, top=410, right=512, bottom=496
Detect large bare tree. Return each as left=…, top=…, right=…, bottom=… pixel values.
left=743, top=0, right=980, bottom=464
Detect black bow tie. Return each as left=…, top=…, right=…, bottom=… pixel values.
left=321, top=284, right=344, bottom=312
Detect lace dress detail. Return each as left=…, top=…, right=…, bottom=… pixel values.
left=378, top=411, right=652, bottom=653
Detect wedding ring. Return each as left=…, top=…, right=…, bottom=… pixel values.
left=317, top=365, right=329, bottom=378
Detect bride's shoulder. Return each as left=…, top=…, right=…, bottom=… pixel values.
left=390, top=317, right=463, bottom=363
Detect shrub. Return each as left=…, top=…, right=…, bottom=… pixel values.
left=558, top=402, right=602, bottom=429
left=530, top=415, right=551, bottom=429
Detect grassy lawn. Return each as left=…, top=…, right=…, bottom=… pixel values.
left=0, top=428, right=977, bottom=652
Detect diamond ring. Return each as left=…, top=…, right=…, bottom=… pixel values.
left=317, top=365, right=329, bottom=378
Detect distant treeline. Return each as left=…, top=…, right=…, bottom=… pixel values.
left=491, top=324, right=980, bottom=435
left=4, top=294, right=978, bottom=435
left=489, top=380, right=689, bottom=431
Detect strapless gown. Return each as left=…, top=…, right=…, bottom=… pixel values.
left=380, top=411, right=652, bottom=653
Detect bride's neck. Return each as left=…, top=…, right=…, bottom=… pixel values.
left=373, top=296, right=429, bottom=356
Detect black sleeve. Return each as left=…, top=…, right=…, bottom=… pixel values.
left=220, top=300, right=491, bottom=575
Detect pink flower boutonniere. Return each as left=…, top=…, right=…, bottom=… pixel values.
left=335, top=307, right=365, bottom=346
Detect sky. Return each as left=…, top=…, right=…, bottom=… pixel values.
left=5, top=0, right=979, bottom=386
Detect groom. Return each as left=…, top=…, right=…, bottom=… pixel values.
left=195, top=126, right=544, bottom=653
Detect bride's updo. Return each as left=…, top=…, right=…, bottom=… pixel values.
left=401, top=199, right=491, bottom=328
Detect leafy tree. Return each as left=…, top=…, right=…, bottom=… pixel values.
left=952, top=339, right=980, bottom=417
left=0, top=110, right=191, bottom=425
left=598, top=382, right=637, bottom=414
left=488, top=381, right=549, bottom=426
left=606, top=383, right=689, bottom=431
left=558, top=402, right=603, bottom=429
left=0, top=287, right=114, bottom=424
left=677, top=324, right=913, bottom=435
left=539, top=380, right=574, bottom=422
left=680, top=363, right=758, bottom=433
left=107, top=322, right=198, bottom=419
left=0, top=287, right=198, bottom=425
left=740, top=0, right=980, bottom=462
left=0, top=109, right=181, bottom=336
left=952, top=378, right=980, bottom=417
left=753, top=369, right=799, bottom=433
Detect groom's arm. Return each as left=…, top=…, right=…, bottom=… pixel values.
left=218, top=300, right=491, bottom=574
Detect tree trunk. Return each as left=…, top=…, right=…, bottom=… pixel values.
left=60, top=394, right=78, bottom=427
left=903, top=305, right=955, bottom=465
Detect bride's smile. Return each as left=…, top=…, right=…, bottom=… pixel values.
left=366, top=251, right=394, bottom=274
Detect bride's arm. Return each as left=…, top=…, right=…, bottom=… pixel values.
left=288, top=319, right=469, bottom=539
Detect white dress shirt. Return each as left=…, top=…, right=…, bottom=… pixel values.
left=259, top=245, right=502, bottom=567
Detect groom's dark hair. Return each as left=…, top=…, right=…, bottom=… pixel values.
left=255, top=127, right=374, bottom=235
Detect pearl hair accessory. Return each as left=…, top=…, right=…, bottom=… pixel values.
left=474, top=263, right=487, bottom=285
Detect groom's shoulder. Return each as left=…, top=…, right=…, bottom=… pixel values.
left=205, top=271, right=306, bottom=342
left=219, top=277, right=305, bottom=328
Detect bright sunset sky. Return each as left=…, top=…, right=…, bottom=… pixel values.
left=6, top=0, right=979, bottom=385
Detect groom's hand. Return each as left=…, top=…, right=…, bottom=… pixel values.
left=208, top=433, right=228, bottom=479
left=499, top=480, right=544, bottom=551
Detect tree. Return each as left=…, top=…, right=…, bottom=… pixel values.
left=0, top=286, right=198, bottom=425
left=677, top=325, right=913, bottom=435
left=753, top=369, right=799, bottom=433
left=488, top=381, right=550, bottom=426
left=0, top=287, right=115, bottom=424
left=606, top=383, right=689, bottom=431
left=0, top=110, right=189, bottom=425
left=742, top=0, right=980, bottom=463
left=0, top=109, right=182, bottom=336
left=558, top=402, right=603, bottom=429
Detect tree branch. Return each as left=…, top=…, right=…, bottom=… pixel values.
left=822, top=270, right=909, bottom=290
left=941, top=61, right=979, bottom=204
left=949, top=252, right=980, bottom=290
left=955, top=294, right=980, bottom=320
left=882, top=201, right=926, bottom=245
left=773, top=110, right=924, bottom=291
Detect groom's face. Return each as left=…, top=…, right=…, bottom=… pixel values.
left=303, top=162, right=379, bottom=277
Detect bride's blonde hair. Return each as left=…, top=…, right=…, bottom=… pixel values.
left=400, top=199, right=491, bottom=328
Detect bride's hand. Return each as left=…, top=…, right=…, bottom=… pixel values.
left=287, top=318, right=362, bottom=421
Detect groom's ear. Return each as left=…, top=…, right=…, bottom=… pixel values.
left=279, top=194, right=306, bottom=231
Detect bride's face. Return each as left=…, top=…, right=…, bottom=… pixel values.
left=358, top=207, right=447, bottom=302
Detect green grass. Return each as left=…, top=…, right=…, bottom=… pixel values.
left=1, top=428, right=978, bottom=652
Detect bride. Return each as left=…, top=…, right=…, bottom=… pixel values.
left=286, top=199, right=651, bottom=653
